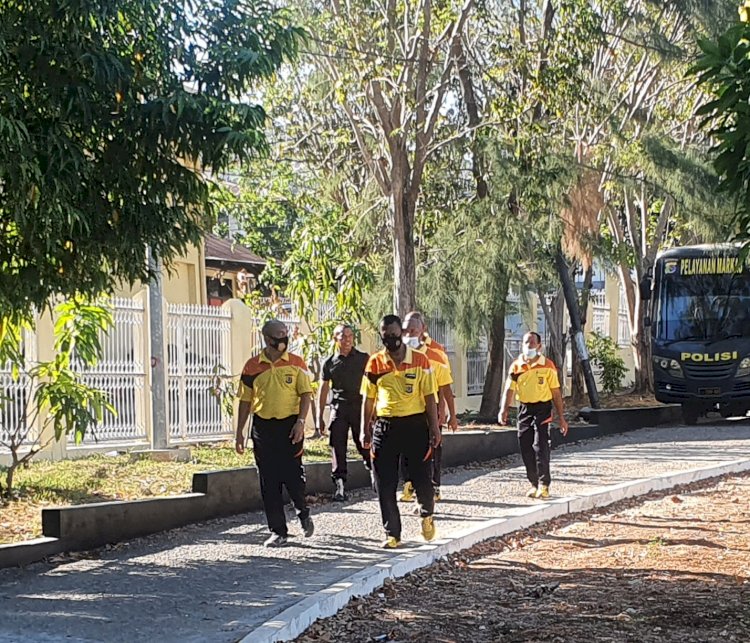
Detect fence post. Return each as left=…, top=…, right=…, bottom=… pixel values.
left=34, top=309, right=68, bottom=460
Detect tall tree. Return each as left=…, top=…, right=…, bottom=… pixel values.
left=307, top=0, right=476, bottom=315
left=0, top=0, right=302, bottom=316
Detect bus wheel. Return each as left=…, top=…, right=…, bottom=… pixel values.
left=681, top=404, right=700, bottom=425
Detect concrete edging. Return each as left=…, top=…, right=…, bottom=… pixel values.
left=242, top=457, right=750, bottom=643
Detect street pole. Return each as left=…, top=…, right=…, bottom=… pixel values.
left=147, top=246, right=169, bottom=449
left=554, top=245, right=601, bottom=409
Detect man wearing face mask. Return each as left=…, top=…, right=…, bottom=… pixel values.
left=317, top=323, right=370, bottom=502
left=235, top=319, right=315, bottom=547
left=498, top=331, right=569, bottom=500
left=400, top=312, right=457, bottom=503
left=360, top=314, right=441, bottom=548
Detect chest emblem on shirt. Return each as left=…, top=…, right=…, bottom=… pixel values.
left=285, top=375, right=294, bottom=385
left=538, top=376, right=544, bottom=385
left=405, top=384, right=414, bottom=393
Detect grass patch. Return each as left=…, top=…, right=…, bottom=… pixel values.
left=0, top=434, right=358, bottom=545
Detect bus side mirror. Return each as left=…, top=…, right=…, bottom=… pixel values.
left=639, top=276, right=652, bottom=301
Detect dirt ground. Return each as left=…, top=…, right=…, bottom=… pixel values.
left=296, top=473, right=750, bottom=643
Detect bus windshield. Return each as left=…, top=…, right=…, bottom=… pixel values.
left=656, top=271, right=750, bottom=342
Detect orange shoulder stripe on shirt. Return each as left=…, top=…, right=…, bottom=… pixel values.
left=287, top=353, right=309, bottom=370
left=242, top=355, right=270, bottom=376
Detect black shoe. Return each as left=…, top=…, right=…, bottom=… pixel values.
left=301, top=515, right=315, bottom=538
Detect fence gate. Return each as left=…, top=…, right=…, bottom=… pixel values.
left=72, top=298, right=147, bottom=445
left=167, top=304, right=232, bottom=442
left=0, top=327, right=36, bottom=451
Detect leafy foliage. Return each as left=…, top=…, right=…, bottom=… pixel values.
left=694, top=11, right=750, bottom=245
left=0, top=298, right=113, bottom=498
left=587, top=331, right=628, bottom=395
left=0, top=0, right=302, bottom=316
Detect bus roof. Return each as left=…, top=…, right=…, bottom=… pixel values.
left=657, top=244, right=742, bottom=261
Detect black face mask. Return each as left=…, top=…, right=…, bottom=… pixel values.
left=382, top=334, right=402, bottom=352
left=269, top=336, right=289, bottom=350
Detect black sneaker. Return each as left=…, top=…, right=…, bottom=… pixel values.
left=301, top=515, right=315, bottom=538
left=263, top=533, right=288, bottom=548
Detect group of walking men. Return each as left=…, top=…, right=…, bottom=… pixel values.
left=235, top=314, right=568, bottom=548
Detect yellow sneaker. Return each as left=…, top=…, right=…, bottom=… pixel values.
left=536, top=485, right=550, bottom=499
left=399, top=481, right=415, bottom=502
left=382, top=536, right=401, bottom=549
left=421, top=515, right=436, bottom=541
left=526, top=486, right=538, bottom=498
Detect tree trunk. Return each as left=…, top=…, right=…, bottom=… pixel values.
left=555, top=246, right=600, bottom=408
left=571, top=266, right=593, bottom=405
left=391, top=186, right=417, bottom=316
left=479, top=300, right=507, bottom=419
left=537, top=287, right=566, bottom=391
left=631, top=294, right=653, bottom=393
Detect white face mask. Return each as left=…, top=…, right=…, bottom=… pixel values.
left=523, top=347, right=538, bottom=359
left=404, top=336, right=421, bottom=349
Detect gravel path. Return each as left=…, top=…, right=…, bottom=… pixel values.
left=0, top=423, right=749, bottom=643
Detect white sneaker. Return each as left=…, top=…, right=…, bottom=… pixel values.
left=263, top=533, right=288, bottom=547
left=333, top=478, right=346, bottom=502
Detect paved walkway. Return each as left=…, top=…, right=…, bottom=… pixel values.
left=1, top=423, right=749, bottom=643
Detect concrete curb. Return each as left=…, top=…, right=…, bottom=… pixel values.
left=242, top=457, right=750, bottom=643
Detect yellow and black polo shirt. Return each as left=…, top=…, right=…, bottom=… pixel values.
left=360, top=347, right=437, bottom=417
left=507, top=355, right=560, bottom=404
left=238, top=350, right=313, bottom=420
left=425, top=335, right=445, bottom=353
left=416, top=344, right=453, bottom=388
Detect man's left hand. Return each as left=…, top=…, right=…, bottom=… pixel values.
left=290, top=420, right=305, bottom=444
left=448, top=416, right=458, bottom=432
left=558, top=418, right=569, bottom=437
left=429, top=425, right=442, bottom=449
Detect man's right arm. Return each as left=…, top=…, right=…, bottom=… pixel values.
left=498, top=381, right=515, bottom=425
left=235, top=399, right=253, bottom=454
left=360, top=396, right=375, bottom=448
left=316, top=380, right=330, bottom=436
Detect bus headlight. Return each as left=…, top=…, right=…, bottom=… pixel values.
left=653, top=356, right=684, bottom=378
left=738, top=357, right=750, bottom=378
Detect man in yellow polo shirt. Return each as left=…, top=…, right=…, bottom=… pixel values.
left=499, top=331, right=569, bottom=500
left=360, top=314, right=441, bottom=549
left=400, top=312, right=458, bottom=502
left=235, top=319, right=314, bottom=547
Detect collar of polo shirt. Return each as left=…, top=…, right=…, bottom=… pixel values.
left=260, top=350, right=290, bottom=364
left=521, top=354, right=547, bottom=367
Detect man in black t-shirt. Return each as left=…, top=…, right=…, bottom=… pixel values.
left=316, top=323, right=370, bottom=501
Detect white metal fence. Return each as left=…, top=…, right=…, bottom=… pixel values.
left=72, top=297, right=147, bottom=445
left=0, top=328, right=36, bottom=450
left=167, top=304, right=232, bottom=442
left=466, top=337, right=521, bottom=396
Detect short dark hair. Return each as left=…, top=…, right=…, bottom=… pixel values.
left=524, top=331, right=542, bottom=343
left=380, top=314, right=402, bottom=331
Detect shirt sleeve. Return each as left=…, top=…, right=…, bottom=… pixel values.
left=321, top=357, right=332, bottom=383
left=434, top=361, right=453, bottom=387
left=420, top=366, right=437, bottom=398
left=296, top=365, right=314, bottom=396
left=360, top=356, right=378, bottom=399
left=237, top=361, right=256, bottom=402
left=547, top=365, right=560, bottom=390
left=237, top=381, right=254, bottom=403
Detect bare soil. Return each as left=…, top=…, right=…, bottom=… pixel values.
left=296, top=473, right=750, bottom=643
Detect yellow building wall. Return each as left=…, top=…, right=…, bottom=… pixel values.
left=114, top=243, right=206, bottom=305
